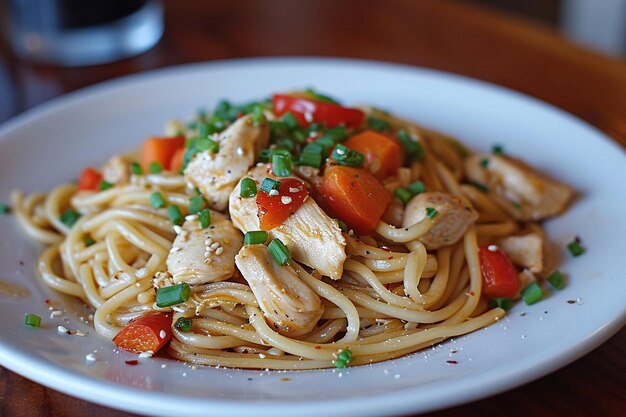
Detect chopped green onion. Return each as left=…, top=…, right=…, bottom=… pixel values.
left=0, top=204, right=10, bottom=214
left=83, top=237, right=96, bottom=247
left=168, top=205, right=183, bottom=226
left=334, top=348, right=353, bottom=368
left=150, top=192, right=166, bottom=209
left=488, top=297, right=513, bottom=311
left=292, top=129, right=306, bottom=144
left=188, top=195, right=206, bottom=214
left=272, top=154, right=292, bottom=177
left=156, top=283, right=190, bottom=307
left=547, top=271, right=565, bottom=290
left=196, top=137, right=219, bottom=153
left=331, top=144, right=365, bottom=168
left=304, top=88, right=339, bottom=104
left=470, top=181, right=489, bottom=193
left=24, top=313, right=41, bottom=328
left=268, top=238, right=291, bottom=266
left=148, top=161, right=163, bottom=174
left=131, top=161, right=143, bottom=175
left=240, top=178, right=258, bottom=198
left=302, top=142, right=324, bottom=156
left=252, top=105, right=264, bottom=124
left=260, top=178, right=281, bottom=194
left=314, top=135, right=336, bottom=155
left=60, top=209, right=81, bottom=228
left=199, top=209, right=211, bottom=228
left=425, top=207, right=438, bottom=219
left=567, top=238, right=585, bottom=257
left=174, top=317, right=193, bottom=332
left=492, top=144, right=504, bottom=155
left=299, top=152, right=322, bottom=168
left=407, top=181, right=426, bottom=196
left=394, top=187, right=412, bottom=205
left=325, top=126, right=348, bottom=142
left=337, top=220, right=349, bottom=233
left=276, top=137, right=295, bottom=151
left=397, top=130, right=426, bottom=162
left=244, top=230, right=269, bottom=245
left=99, top=180, right=113, bottom=191
left=367, top=116, right=391, bottom=132
left=258, top=148, right=272, bottom=163
left=198, top=122, right=210, bottom=138
left=522, top=282, right=544, bottom=305
left=480, top=158, right=490, bottom=168
left=282, top=112, right=300, bottom=130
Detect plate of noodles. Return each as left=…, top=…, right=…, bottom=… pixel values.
left=0, top=58, right=625, bottom=417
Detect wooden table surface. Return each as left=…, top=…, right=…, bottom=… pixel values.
left=0, top=0, right=624, bottom=416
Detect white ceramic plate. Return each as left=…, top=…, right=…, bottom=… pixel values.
left=0, top=58, right=625, bottom=417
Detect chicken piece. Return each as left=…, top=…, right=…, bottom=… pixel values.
left=102, top=155, right=131, bottom=184
left=166, top=211, right=243, bottom=285
left=496, top=233, right=543, bottom=273
left=184, top=114, right=269, bottom=211
left=403, top=192, right=478, bottom=250
left=235, top=244, right=323, bottom=337
left=464, top=154, right=573, bottom=221
left=229, top=166, right=347, bottom=280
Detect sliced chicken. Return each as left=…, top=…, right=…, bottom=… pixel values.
left=184, top=114, right=269, bottom=211
left=166, top=211, right=243, bottom=285
left=229, top=166, right=347, bottom=280
left=496, top=233, right=543, bottom=273
left=102, top=155, right=131, bottom=185
left=403, top=191, right=478, bottom=250
left=464, top=154, right=573, bottom=221
left=235, top=244, right=323, bottom=337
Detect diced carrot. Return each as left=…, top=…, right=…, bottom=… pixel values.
left=77, top=167, right=103, bottom=191
left=169, top=146, right=186, bottom=173
left=113, top=311, right=173, bottom=354
left=320, top=165, right=391, bottom=234
left=343, top=130, right=404, bottom=180
left=139, top=135, right=185, bottom=172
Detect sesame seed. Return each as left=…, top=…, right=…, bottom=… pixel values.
left=185, top=214, right=198, bottom=221
left=169, top=247, right=181, bottom=254
left=161, top=364, right=168, bottom=368
left=204, top=251, right=210, bottom=257
left=204, top=238, right=213, bottom=245
left=85, top=353, right=97, bottom=362
left=50, top=310, right=62, bottom=317
left=236, top=147, right=244, bottom=156
left=289, top=187, right=302, bottom=193
left=487, top=245, right=498, bottom=252
left=335, top=148, right=346, bottom=155
left=304, top=112, right=313, bottom=123
left=269, top=189, right=279, bottom=196
left=159, top=330, right=166, bottom=339
left=281, top=196, right=292, bottom=205
left=57, top=326, right=69, bottom=334
left=215, top=247, right=224, bottom=255
left=135, top=268, right=147, bottom=278
left=210, top=242, right=220, bottom=249
left=138, top=351, right=154, bottom=358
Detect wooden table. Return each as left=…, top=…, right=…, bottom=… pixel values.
left=0, top=0, right=624, bottom=416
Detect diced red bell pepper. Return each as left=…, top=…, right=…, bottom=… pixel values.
left=78, top=167, right=103, bottom=191
left=272, top=94, right=364, bottom=128
left=256, top=178, right=309, bottom=230
left=478, top=244, right=520, bottom=299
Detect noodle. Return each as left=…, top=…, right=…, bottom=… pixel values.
left=11, top=92, right=571, bottom=370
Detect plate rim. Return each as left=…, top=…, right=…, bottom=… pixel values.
left=1, top=56, right=625, bottom=417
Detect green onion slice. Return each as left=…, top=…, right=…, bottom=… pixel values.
left=492, top=144, right=504, bottom=155
left=299, top=152, right=322, bottom=168
left=521, top=282, right=544, bottom=305
left=331, top=144, right=365, bottom=168
left=244, top=230, right=269, bottom=245
left=407, top=181, right=426, bottom=196
left=0, top=204, right=10, bottom=214
left=131, top=162, right=143, bottom=175
left=150, top=192, right=166, bottom=209
left=240, top=178, right=258, bottom=198
left=547, top=271, right=565, bottom=290
left=83, top=237, right=96, bottom=247
left=60, top=209, right=81, bottom=228
left=196, top=137, right=219, bottom=153
left=394, top=187, right=412, bottom=205
left=174, top=317, right=193, bottom=332
left=24, top=313, right=41, bottom=328
left=199, top=209, right=211, bottom=229
left=156, top=283, right=191, bottom=307
left=397, top=130, right=426, bottom=162
left=488, top=297, right=513, bottom=311
left=282, top=112, right=300, bottom=130
left=470, top=181, right=489, bottom=193
left=566, top=238, right=585, bottom=257
left=99, top=180, right=113, bottom=191
left=260, top=178, right=281, bottom=194
left=268, top=238, right=291, bottom=266
left=367, top=116, right=391, bottom=132
left=425, top=207, right=438, bottom=219
left=168, top=205, right=184, bottom=226
left=272, top=154, right=293, bottom=177
left=188, top=195, right=206, bottom=215
left=148, top=161, right=163, bottom=174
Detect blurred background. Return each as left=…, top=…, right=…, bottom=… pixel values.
left=0, top=0, right=625, bottom=126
